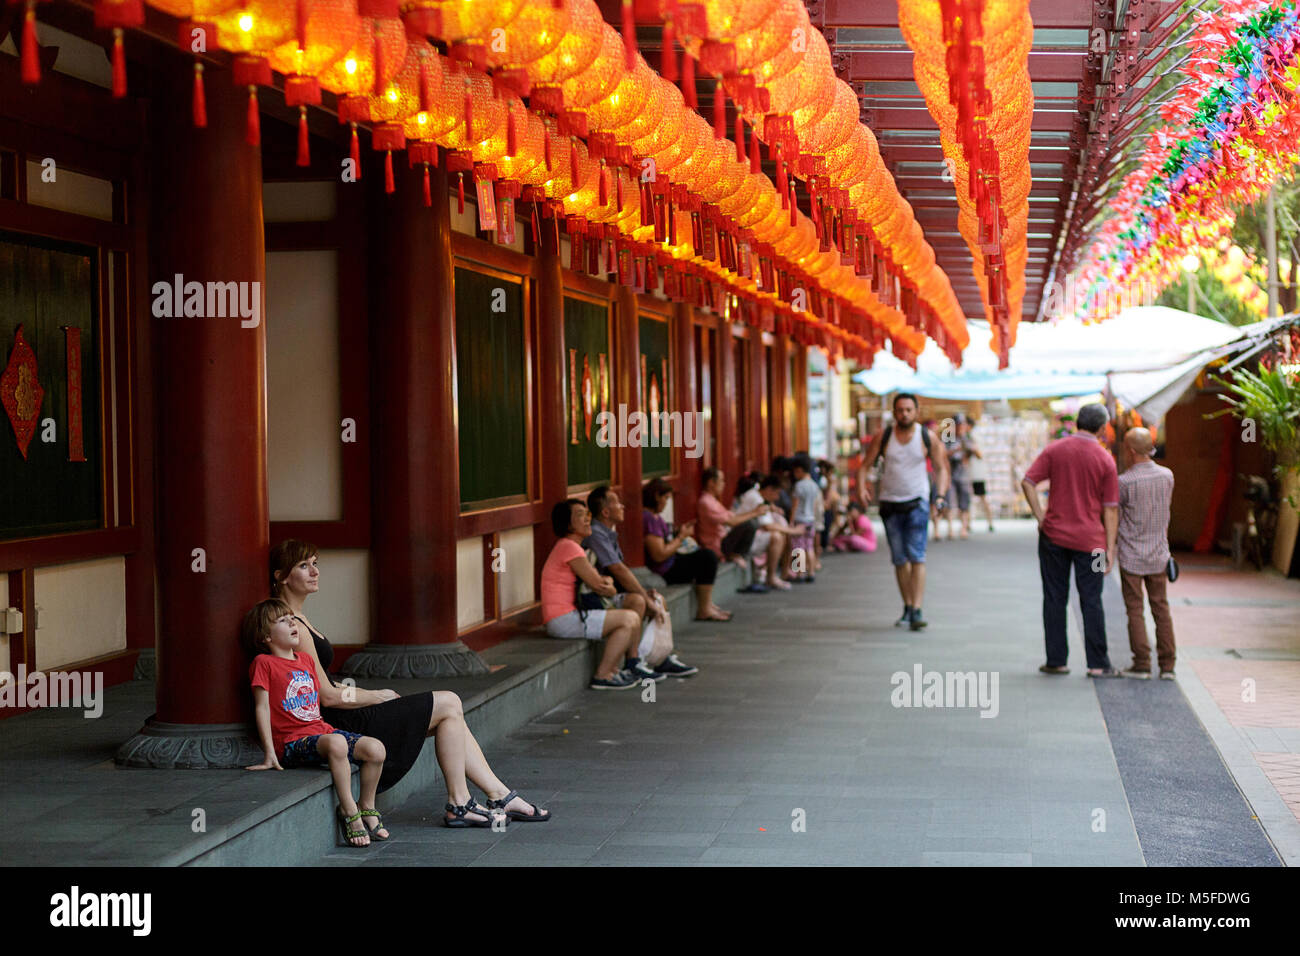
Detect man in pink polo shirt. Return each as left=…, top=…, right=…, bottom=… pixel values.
left=1020, top=403, right=1121, bottom=678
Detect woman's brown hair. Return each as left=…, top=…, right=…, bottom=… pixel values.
left=269, top=539, right=318, bottom=598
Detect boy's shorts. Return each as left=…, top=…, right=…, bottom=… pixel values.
left=282, top=729, right=365, bottom=768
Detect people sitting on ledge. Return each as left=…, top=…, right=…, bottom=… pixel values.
left=541, top=498, right=645, bottom=691
left=584, top=484, right=698, bottom=679
left=643, top=476, right=731, bottom=622
left=696, top=466, right=771, bottom=586
left=733, top=472, right=806, bottom=592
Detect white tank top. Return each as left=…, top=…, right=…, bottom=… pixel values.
left=879, top=427, right=931, bottom=502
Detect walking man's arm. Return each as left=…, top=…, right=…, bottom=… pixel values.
left=857, top=432, right=884, bottom=504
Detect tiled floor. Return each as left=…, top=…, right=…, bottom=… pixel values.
left=313, top=521, right=1290, bottom=867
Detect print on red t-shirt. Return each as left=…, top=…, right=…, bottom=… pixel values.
left=249, top=652, right=335, bottom=753
left=1023, top=434, right=1119, bottom=554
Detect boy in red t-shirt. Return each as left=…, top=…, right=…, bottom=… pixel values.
left=240, top=598, right=387, bottom=847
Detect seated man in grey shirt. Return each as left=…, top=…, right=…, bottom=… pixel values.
left=585, top=485, right=699, bottom=679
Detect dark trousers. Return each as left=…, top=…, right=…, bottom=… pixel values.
left=720, top=520, right=757, bottom=559
left=1038, top=532, right=1109, bottom=670
left=664, top=547, right=719, bottom=586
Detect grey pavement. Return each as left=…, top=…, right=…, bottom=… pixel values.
left=315, top=520, right=1277, bottom=867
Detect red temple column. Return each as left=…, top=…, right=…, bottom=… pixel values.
left=671, top=302, right=700, bottom=522
left=347, top=161, right=485, bottom=677
left=117, top=79, right=269, bottom=767
left=533, top=218, right=568, bottom=583
left=614, top=287, right=643, bottom=562
left=749, top=330, right=769, bottom=468
left=715, top=313, right=739, bottom=503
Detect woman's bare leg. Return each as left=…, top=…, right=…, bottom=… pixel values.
left=428, top=692, right=489, bottom=823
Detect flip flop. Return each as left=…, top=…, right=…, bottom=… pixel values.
left=486, top=789, right=551, bottom=822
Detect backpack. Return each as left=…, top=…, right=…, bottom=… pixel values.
left=576, top=547, right=614, bottom=617
left=875, top=424, right=931, bottom=465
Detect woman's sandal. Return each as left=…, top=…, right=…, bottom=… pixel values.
left=336, top=805, right=370, bottom=847
left=444, top=799, right=501, bottom=828
left=486, top=789, right=551, bottom=823
left=358, top=807, right=390, bottom=841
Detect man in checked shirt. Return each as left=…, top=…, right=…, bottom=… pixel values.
left=1117, top=427, right=1177, bottom=680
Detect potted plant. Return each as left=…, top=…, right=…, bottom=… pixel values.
left=1210, top=357, right=1300, bottom=574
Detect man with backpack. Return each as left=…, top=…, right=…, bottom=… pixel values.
left=857, top=394, right=951, bottom=631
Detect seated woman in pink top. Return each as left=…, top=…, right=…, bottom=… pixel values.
left=541, top=498, right=645, bottom=691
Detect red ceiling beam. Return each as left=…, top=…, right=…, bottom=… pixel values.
left=842, top=50, right=1086, bottom=82
left=863, top=108, right=1076, bottom=130
left=821, top=0, right=1093, bottom=29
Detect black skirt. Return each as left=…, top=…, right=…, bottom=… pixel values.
left=323, top=691, right=435, bottom=794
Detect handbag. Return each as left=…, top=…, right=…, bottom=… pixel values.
left=576, top=548, right=616, bottom=617
left=1166, top=556, right=1179, bottom=583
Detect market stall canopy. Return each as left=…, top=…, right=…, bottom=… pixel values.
left=853, top=307, right=1296, bottom=410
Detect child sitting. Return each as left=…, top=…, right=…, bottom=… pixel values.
left=830, top=501, right=878, bottom=553
left=241, top=598, right=388, bottom=847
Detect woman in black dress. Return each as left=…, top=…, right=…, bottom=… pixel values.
left=270, top=539, right=549, bottom=833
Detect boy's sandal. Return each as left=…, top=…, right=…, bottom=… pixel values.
left=444, top=800, right=500, bottom=828
left=336, top=805, right=370, bottom=847
left=358, top=807, right=390, bottom=840
left=486, top=789, right=551, bottom=822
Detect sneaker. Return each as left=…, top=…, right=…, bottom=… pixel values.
left=895, top=606, right=913, bottom=627
left=589, top=670, right=640, bottom=691
left=1038, top=664, right=1070, bottom=675
left=626, top=658, right=666, bottom=682
left=1121, top=666, right=1152, bottom=680
left=1086, top=667, right=1123, bottom=679
left=654, top=654, right=699, bottom=678
left=1159, top=670, right=1177, bottom=681
left=908, top=608, right=928, bottom=630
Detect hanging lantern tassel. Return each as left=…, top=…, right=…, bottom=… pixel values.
left=506, top=105, right=518, bottom=156
left=530, top=202, right=540, bottom=246
left=246, top=86, right=260, bottom=146
left=621, top=0, right=636, bottom=70
left=789, top=178, right=797, bottom=227
left=713, top=82, right=726, bottom=140
left=295, top=0, right=309, bottom=52
left=682, top=50, right=696, bottom=109
left=418, top=54, right=433, bottom=114
left=457, top=170, right=465, bottom=214
left=372, top=21, right=385, bottom=98
left=463, top=78, right=473, bottom=143
left=570, top=137, right=580, bottom=190
left=749, top=124, right=760, bottom=173
left=599, top=161, right=609, bottom=206
left=661, top=18, right=677, bottom=83
left=422, top=163, right=432, bottom=207
left=544, top=124, right=553, bottom=171
left=615, top=168, right=623, bottom=212
left=192, top=62, right=208, bottom=128
left=296, top=106, right=310, bottom=167
left=734, top=111, right=744, bottom=163
left=349, top=122, right=361, bottom=179
left=111, top=28, right=127, bottom=98
left=21, top=0, right=40, bottom=85
left=776, top=155, right=788, bottom=209
left=384, top=152, right=395, bottom=195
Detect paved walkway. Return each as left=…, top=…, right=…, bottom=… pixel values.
left=316, top=521, right=1289, bottom=867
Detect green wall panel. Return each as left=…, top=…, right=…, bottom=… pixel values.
left=0, top=234, right=101, bottom=540
left=563, top=297, right=611, bottom=487
left=639, top=314, right=671, bottom=477
left=455, top=267, right=527, bottom=507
